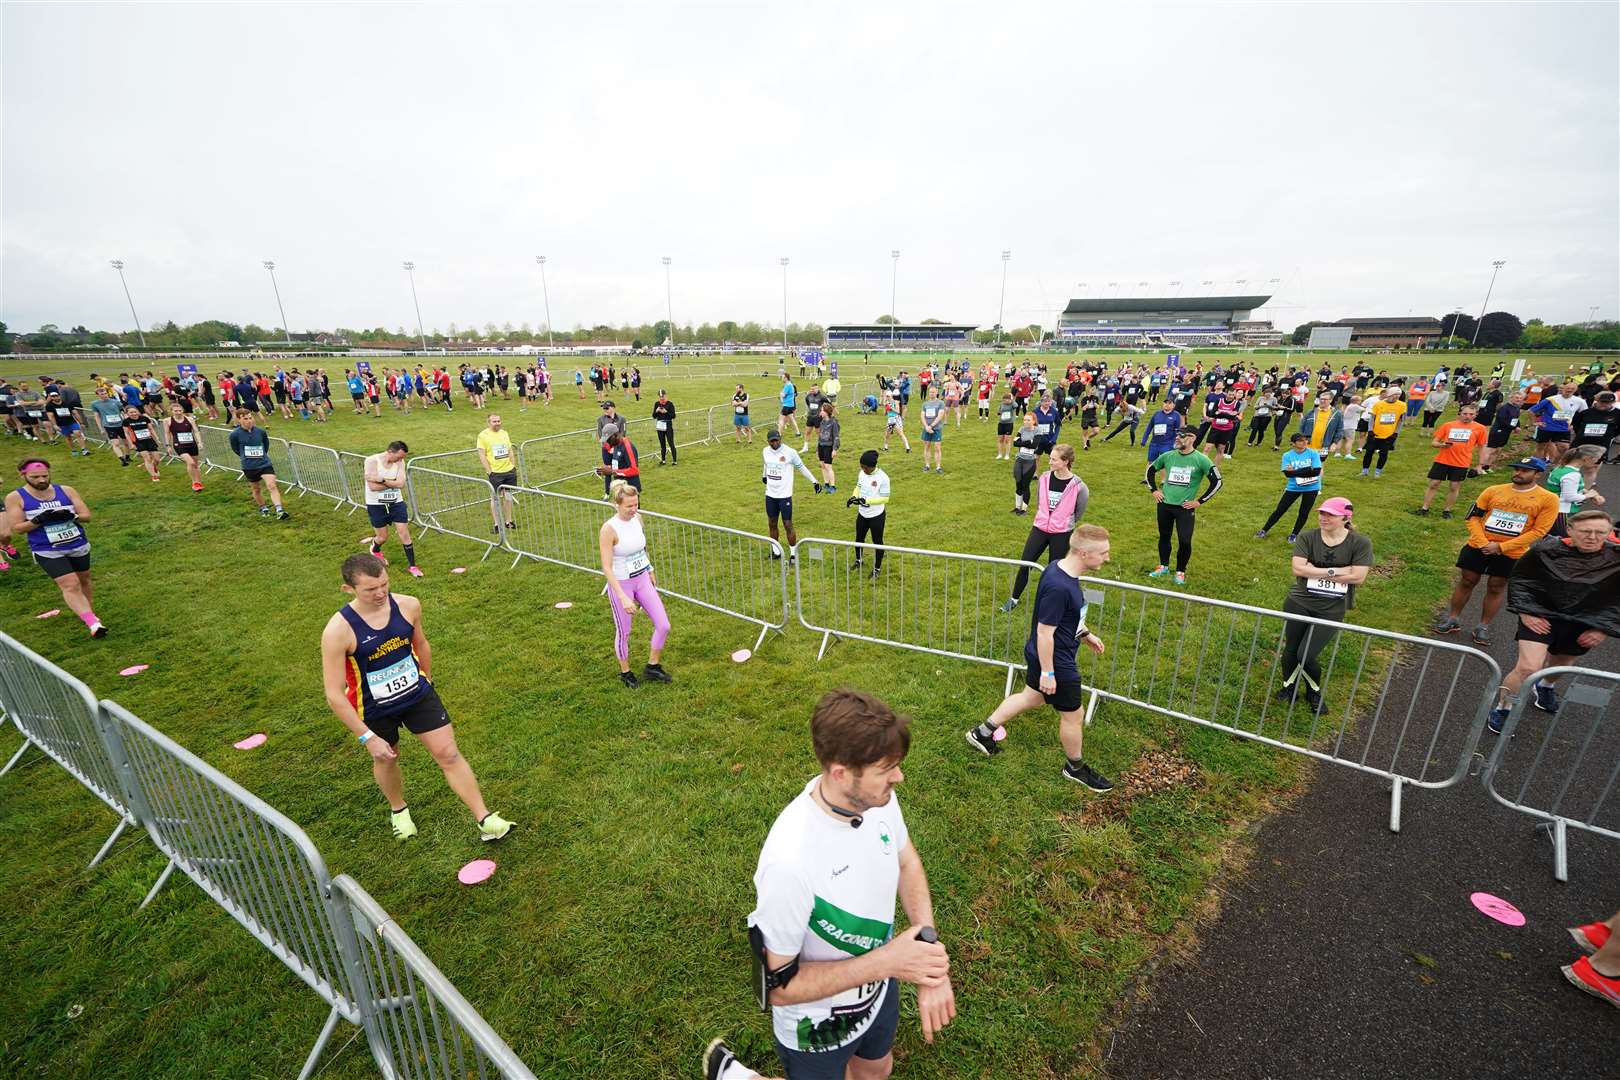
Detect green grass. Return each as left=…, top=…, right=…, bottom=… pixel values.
left=0, top=354, right=1534, bottom=1079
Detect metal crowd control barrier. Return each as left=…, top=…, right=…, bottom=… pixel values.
left=499, top=484, right=790, bottom=650
left=97, top=698, right=363, bottom=1079
left=1483, top=666, right=1620, bottom=881
left=517, top=425, right=613, bottom=488
left=1069, top=577, right=1502, bottom=832
left=197, top=423, right=244, bottom=477
left=408, top=446, right=488, bottom=480
left=792, top=538, right=1044, bottom=692
left=0, top=632, right=137, bottom=869
left=406, top=463, right=508, bottom=559
left=332, top=875, right=538, bottom=1080
left=284, top=440, right=351, bottom=506
left=339, top=450, right=370, bottom=515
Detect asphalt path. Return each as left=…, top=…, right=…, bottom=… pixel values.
left=1102, top=453, right=1620, bottom=1080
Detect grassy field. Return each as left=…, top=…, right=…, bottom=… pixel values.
left=0, top=351, right=1551, bottom=1079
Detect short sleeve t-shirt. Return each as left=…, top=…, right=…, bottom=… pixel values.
left=90, top=399, right=126, bottom=428
left=1152, top=449, right=1215, bottom=504
left=921, top=400, right=945, bottom=431
left=1367, top=400, right=1404, bottom=438
left=1281, top=448, right=1323, bottom=492
left=762, top=445, right=809, bottom=499
left=1433, top=420, right=1488, bottom=467
left=1288, top=529, right=1375, bottom=613
left=749, top=778, right=908, bottom=1053
left=1024, top=561, right=1089, bottom=677
left=477, top=429, right=515, bottom=473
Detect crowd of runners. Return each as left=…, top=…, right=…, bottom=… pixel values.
left=5, top=350, right=1620, bottom=1075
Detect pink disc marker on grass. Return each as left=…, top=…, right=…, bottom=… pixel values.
left=36, top=609, right=61, bottom=620
left=119, top=665, right=149, bottom=677
left=450, top=567, right=467, bottom=575
left=458, top=859, right=497, bottom=885
left=731, top=649, right=752, bottom=663
left=234, top=733, right=268, bottom=750
left=1470, top=892, right=1525, bottom=926
left=554, top=601, right=573, bottom=609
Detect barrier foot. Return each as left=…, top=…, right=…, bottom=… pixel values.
left=1083, top=688, right=1100, bottom=728
left=1388, top=776, right=1403, bottom=834
left=752, top=624, right=769, bottom=653
left=87, top=816, right=131, bottom=869
left=1004, top=665, right=1016, bottom=698
left=346, top=503, right=361, bottom=516
left=479, top=544, right=495, bottom=563
left=296, top=1003, right=345, bottom=1080
left=139, top=858, right=178, bottom=910
left=1, top=738, right=31, bottom=776
left=816, top=630, right=836, bottom=662
left=1548, top=818, right=1569, bottom=883
left=510, top=552, right=523, bottom=570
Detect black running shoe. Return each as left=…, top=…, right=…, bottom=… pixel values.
left=277, top=509, right=290, bottom=521
left=703, top=1038, right=742, bottom=1080
left=1062, top=760, right=1113, bottom=792
left=619, top=670, right=640, bottom=689
left=964, top=727, right=1001, bottom=756
left=642, top=663, right=673, bottom=684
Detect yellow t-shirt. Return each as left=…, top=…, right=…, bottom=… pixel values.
left=1367, top=400, right=1404, bottom=438
left=477, top=429, right=515, bottom=474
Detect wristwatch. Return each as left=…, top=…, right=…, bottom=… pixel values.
left=1325, top=567, right=1337, bottom=578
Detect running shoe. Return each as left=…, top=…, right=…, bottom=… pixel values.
left=259, top=505, right=272, bottom=516
left=88, top=621, right=107, bottom=638
left=642, top=662, right=673, bottom=684
left=869, top=567, right=881, bottom=579
left=120, top=456, right=130, bottom=467
left=1173, top=571, right=1187, bottom=586
left=1470, top=625, right=1491, bottom=646
left=998, top=597, right=1019, bottom=612
left=1487, top=707, right=1510, bottom=735
left=703, top=1038, right=756, bottom=1080
left=619, top=670, right=640, bottom=689
left=964, top=726, right=1002, bottom=756
left=1286, top=533, right=1298, bottom=543
left=1360, top=468, right=1369, bottom=477
left=478, top=812, right=514, bottom=842
left=1561, top=956, right=1620, bottom=1010
left=191, top=482, right=204, bottom=492
left=1571, top=922, right=1612, bottom=953
left=391, top=807, right=418, bottom=841
left=2, top=544, right=16, bottom=558
left=1433, top=615, right=1462, bottom=635
left=1441, top=510, right=1453, bottom=520
left=1533, top=682, right=1560, bottom=715
left=151, top=475, right=161, bottom=483
left=1374, top=469, right=1383, bottom=477
left=1253, top=529, right=1268, bottom=538
left=1147, top=566, right=1170, bottom=578
left=850, top=558, right=863, bottom=571
left=1062, top=760, right=1114, bottom=792
left=407, top=566, right=425, bottom=578
left=0, top=559, right=8, bottom=572
left=1413, top=507, right=1429, bottom=516
left=277, top=509, right=291, bottom=521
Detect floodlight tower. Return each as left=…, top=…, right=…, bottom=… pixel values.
left=402, top=261, right=427, bottom=352
left=109, top=260, right=147, bottom=347
left=263, top=261, right=293, bottom=346
left=890, top=250, right=900, bottom=348
left=661, top=257, right=674, bottom=348
left=780, top=257, right=790, bottom=351
left=535, top=256, right=555, bottom=350
left=1470, top=260, right=1506, bottom=346
left=996, top=250, right=1011, bottom=344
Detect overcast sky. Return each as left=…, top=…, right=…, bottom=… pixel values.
left=3, top=2, right=1616, bottom=337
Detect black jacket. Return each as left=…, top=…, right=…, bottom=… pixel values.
left=1507, top=536, right=1620, bottom=637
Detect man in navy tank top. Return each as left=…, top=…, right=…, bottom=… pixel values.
left=319, top=553, right=513, bottom=842
left=4, top=458, right=107, bottom=637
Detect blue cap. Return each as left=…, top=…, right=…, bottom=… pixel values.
left=1511, top=457, right=1549, bottom=472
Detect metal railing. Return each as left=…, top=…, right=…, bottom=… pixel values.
left=333, top=875, right=538, bottom=1080
left=793, top=537, right=1044, bottom=693
left=1483, top=666, right=1620, bottom=881
left=0, top=633, right=137, bottom=869
left=499, top=484, right=790, bottom=650
left=198, top=423, right=244, bottom=477
left=406, top=463, right=508, bottom=559
left=284, top=440, right=351, bottom=505
left=409, top=446, right=489, bottom=480
left=1069, top=576, right=1502, bottom=832
left=97, top=698, right=363, bottom=1078
left=339, top=450, right=370, bottom=515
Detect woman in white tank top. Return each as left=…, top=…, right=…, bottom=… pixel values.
left=598, top=481, right=673, bottom=689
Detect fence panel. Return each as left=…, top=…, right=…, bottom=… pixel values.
left=339, top=451, right=370, bottom=515
left=198, top=423, right=244, bottom=477
left=518, top=425, right=608, bottom=488
left=406, top=463, right=506, bottom=558
left=0, top=632, right=137, bottom=868
left=1070, top=576, right=1501, bottom=831
left=97, top=699, right=362, bottom=1078
left=407, top=446, right=487, bottom=480
left=332, top=875, right=538, bottom=1080
left=793, top=538, right=1042, bottom=689
left=284, top=441, right=350, bottom=505
left=1483, top=666, right=1620, bottom=881
left=500, top=485, right=790, bottom=650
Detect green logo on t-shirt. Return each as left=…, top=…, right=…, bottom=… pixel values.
left=808, top=895, right=893, bottom=956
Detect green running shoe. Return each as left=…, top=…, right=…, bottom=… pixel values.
left=391, top=806, right=418, bottom=841
left=478, top=812, right=514, bottom=842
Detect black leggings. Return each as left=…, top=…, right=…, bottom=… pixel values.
left=1010, top=526, right=1071, bottom=601
left=854, top=510, right=886, bottom=567
left=1104, top=418, right=1138, bottom=444
left=1013, top=454, right=1037, bottom=505
left=1156, top=502, right=1196, bottom=571
left=656, top=427, right=677, bottom=462
left=1247, top=415, right=1271, bottom=445
left=1272, top=413, right=1293, bottom=446
left=1262, top=489, right=1318, bottom=535
left=1280, top=596, right=1343, bottom=697
left=1362, top=435, right=1395, bottom=471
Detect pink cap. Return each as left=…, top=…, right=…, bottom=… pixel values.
left=1318, top=496, right=1354, bottom=519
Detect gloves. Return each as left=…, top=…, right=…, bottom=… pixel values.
left=36, top=508, right=77, bottom=524
left=761, top=476, right=768, bottom=484
left=845, top=496, right=868, bottom=508
left=813, top=483, right=824, bottom=494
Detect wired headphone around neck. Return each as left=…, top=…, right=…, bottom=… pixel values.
left=817, top=780, right=863, bottom=828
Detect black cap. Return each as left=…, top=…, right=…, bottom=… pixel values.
left=859, top=449, right=879, bottom=468
left=601, top=399, right=615, bottom=409
left=766, top=428, right=781, bottom=441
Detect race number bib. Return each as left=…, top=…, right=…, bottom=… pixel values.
left=44, top=522, right=82, bottom=545
left=491, top=443, right=510, bottom=460
left=366, top=656, right=420, bottom=704
left=1584, top=423, right=1608, bottom=436
left=1047, top=488, right=1063, bottom=510
left=1483, top=509, right=1528, bottom=535
left=243, top=444, right=265, bottom=459
left=1152, top=423, right=1168, bottom=436
left=735, top=404, right=747, bottom=414
left=1446, top=427, right=1472, bottom=443
left=1508, top=418, right=1519, bottom=428
left=377, top=488, right=401, bottom=503
left=175, top=431, right=195, bottom=445
left=1034, top=423, right=1050, bottom=435
left=622, top=549, right=651, bottom=576
left=656, top=420, right=669, bottom=431
left=1306, top=577, right=1349, bottom=597
left=1167, top=465, right=1193, bottom=486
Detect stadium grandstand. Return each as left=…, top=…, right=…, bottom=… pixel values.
left=1329, top=316, right=1444, bottom=350
left=1054, top=294, right=1273, bottom=347
left=825, top=323, right=977, bottom=349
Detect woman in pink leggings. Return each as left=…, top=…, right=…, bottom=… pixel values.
left=598, top=480, right=672, bottom=689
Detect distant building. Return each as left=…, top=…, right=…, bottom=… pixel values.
left=825, top=323, right=977, bottom=349
left=1330, top=317, right=1443, bottom=350
left=1230, top=320, right=1284, bottom=346
left=1056, top=295, right=1272, bottom=347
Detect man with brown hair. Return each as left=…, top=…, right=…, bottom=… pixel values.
left=714, top=689, right=956, bottom=1080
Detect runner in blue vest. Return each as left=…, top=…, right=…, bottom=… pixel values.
left=5, top=458, right=107, bottom=637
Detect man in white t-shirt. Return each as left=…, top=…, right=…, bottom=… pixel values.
left=363, top=440, right=421, bottom=576
left=707, top=689, right=956, bottom=1080
left=762, top=428, right=821, bottom=559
